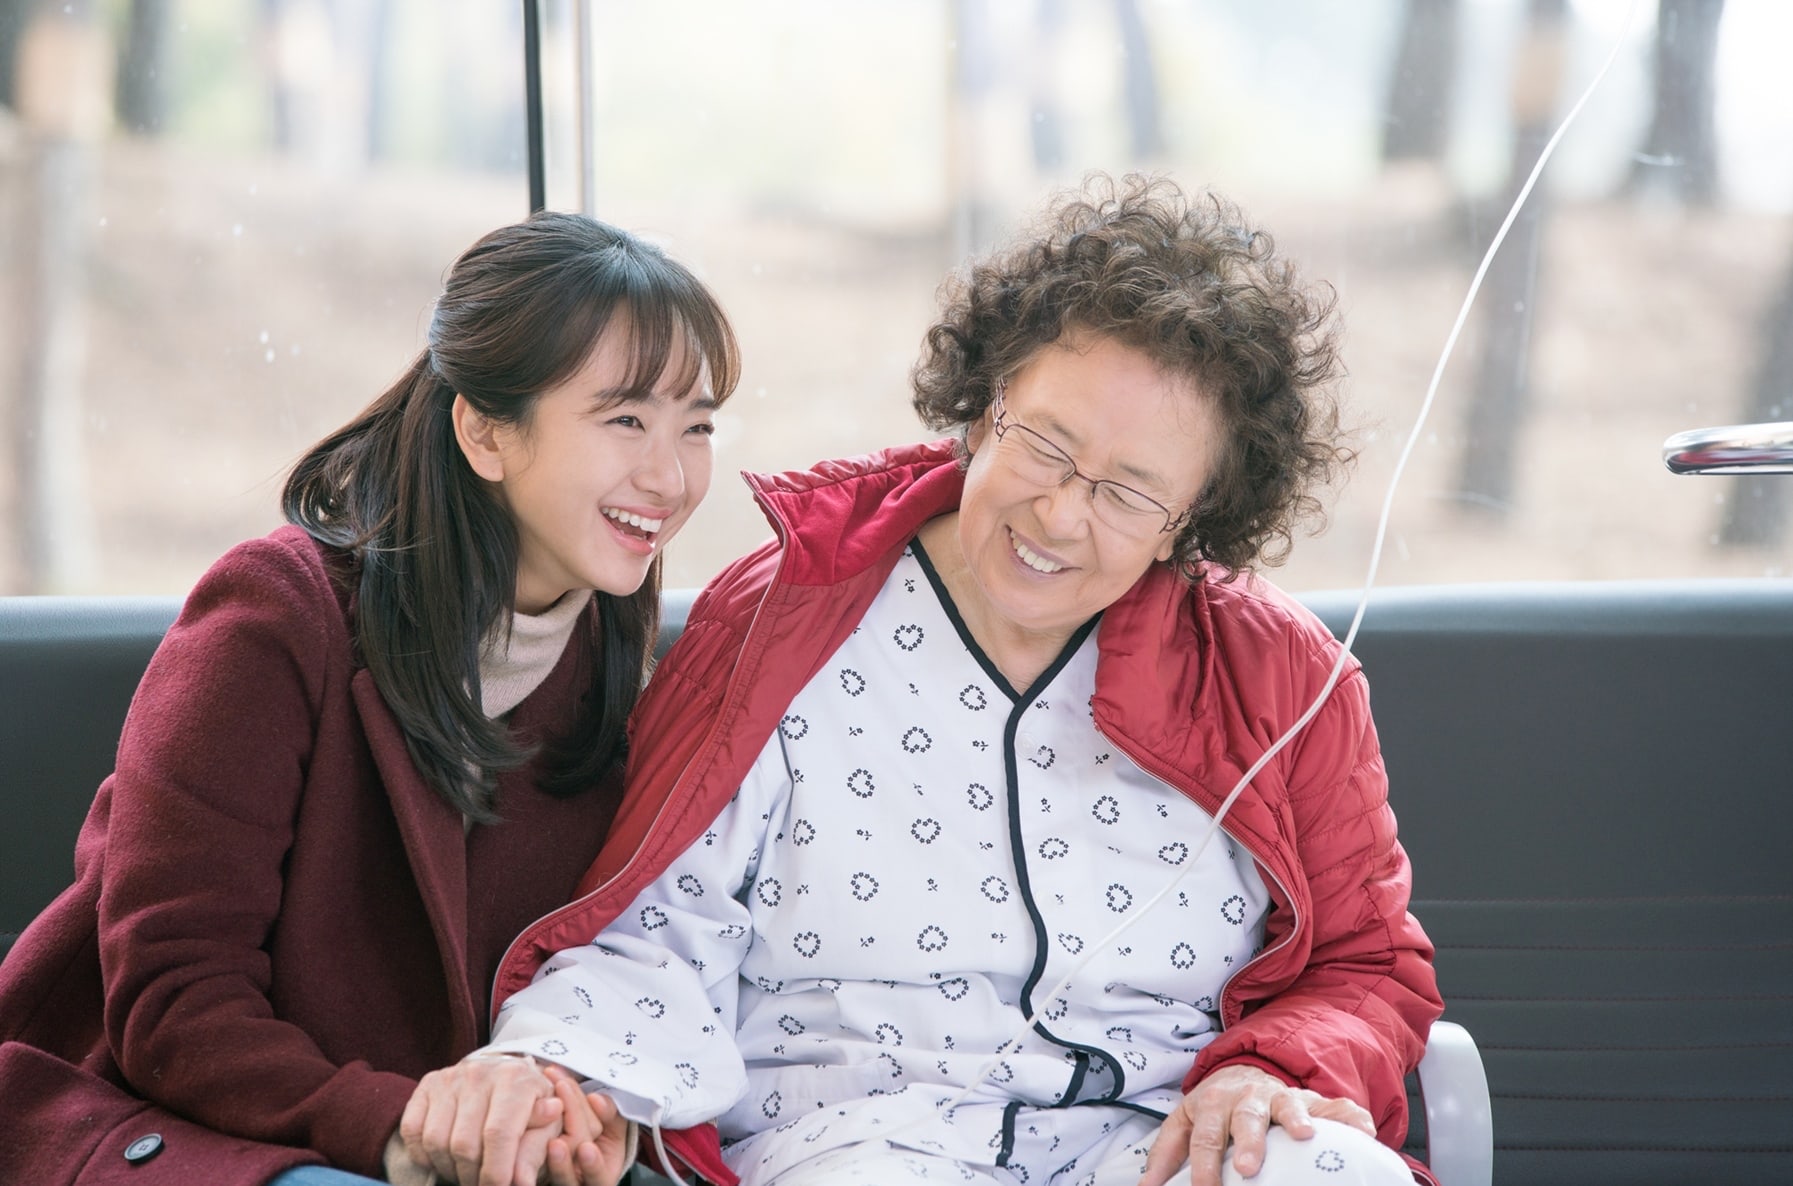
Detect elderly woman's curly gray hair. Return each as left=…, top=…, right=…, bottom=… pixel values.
left=910, top=173, right=1351, bottom=577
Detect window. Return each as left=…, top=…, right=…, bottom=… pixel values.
left=2, top=0, right=527, bottom=592
left=6, top=0, right=1791, bottom=595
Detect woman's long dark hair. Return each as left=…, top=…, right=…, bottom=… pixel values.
left=284, top=212, right=739, bottom=820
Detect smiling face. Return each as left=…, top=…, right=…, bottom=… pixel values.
left=454, top=325, right=717, bottom=613
left=942, top=332, right=1223, bottom=675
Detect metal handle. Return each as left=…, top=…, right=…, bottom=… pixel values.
left=1662, top=421, right=1793, bottom=475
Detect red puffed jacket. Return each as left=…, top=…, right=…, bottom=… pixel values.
left=495, top=441, right=1443, bottom=1185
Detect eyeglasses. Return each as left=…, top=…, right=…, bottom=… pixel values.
left=988, top=380, right=1190, bottom=538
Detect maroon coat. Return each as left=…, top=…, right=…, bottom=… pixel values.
left=0, top=527, right=624, bottom=1185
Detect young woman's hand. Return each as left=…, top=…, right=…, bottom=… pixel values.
left=540, top=1064, right=632, bottom=1186
left=400, top=1054, right=567, bottom=1186
left=1138, top=1065, right=1376, bottom=1186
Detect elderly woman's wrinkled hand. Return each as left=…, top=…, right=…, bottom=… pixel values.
left=400, top=1053, right=567, bottom=1186
left=1137, top=1064, right=1377, bottom=1186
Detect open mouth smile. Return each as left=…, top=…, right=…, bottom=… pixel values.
left=1010, top=529, right=1065, bottom=574
left=603, top=507, right=665, bottom=543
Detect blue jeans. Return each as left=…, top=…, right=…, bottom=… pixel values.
left=267, top=1168, right=384, bottom=1186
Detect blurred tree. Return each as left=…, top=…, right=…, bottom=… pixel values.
left=10, top=0, right=105, bottom=591
left=1027, top=0, right=1163, bottom=177
left=1381, top=0, right=1461, bottom=163
left=260, top=0, right=296, bottom=152
left=1028, top=0, right=1066, bottom=173
left=1113, top=0, right=1162, bottom=161
left=113, top=0, right=169, bottom=134
left=1454, top=0, right=1566, bottom=514
left=948, top=0, right=1001, bottom=259
left=1624, top=0, right=1725, bottom=206
left=364, top=0, right=392, bottom=160
left=0, top=0, right=27, bottom=108
left=258, top=0, right=386, bottom=169
left=1718, top=250, right=1793, bottom=546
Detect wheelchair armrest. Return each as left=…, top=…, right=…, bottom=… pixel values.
left=1415, top=1019, right=1493, bottom=1186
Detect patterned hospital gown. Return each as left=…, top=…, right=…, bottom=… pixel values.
left=487, top=544, right=1413, bottom=1186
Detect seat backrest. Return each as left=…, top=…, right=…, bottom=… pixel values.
left=1301, top=581, right=1793, bottom=1186
left=4, top=580, right=1788, bottom=1186
left=0, top=597, right=181, bottom=954
left=0, top=591, right=700, bottom=955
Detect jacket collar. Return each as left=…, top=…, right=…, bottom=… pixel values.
left=744, top=439, right=965, bottom=588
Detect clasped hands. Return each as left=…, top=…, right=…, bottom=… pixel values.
left=399, top=1054, right=631, bottom=1186
left=396, top=1057, right=1370, bottom=1186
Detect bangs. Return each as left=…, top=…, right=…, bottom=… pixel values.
left=548, top=240, right=742, bottom=409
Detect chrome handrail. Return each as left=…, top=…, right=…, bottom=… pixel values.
left=1662, top=421, right=1793, bottom=475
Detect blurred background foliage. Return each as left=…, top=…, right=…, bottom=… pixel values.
left=1, top=0, right=1788, bottom=595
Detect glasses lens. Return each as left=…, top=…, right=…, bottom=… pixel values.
left=1004, top=425, right=1074, bottom=484
left=998, top=418, right=1173, bottom=537
left=1092, top=483, right=1170, bottom=536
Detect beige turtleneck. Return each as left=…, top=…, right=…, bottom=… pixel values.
left=478, top=588, right=593, bottom=720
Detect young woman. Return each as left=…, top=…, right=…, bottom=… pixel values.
left=0, top=211, right=739, bottom=1186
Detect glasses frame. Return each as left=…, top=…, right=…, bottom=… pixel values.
left=988, top=380, right=1192, bottom=538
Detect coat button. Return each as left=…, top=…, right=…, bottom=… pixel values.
left=123, top=1133, right=164, bottom=1163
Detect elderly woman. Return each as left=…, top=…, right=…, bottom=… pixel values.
left=409, top=176, right=1442, bottom=1186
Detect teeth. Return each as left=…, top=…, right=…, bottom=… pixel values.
left=1011, top=532, right=1063, bottom=573
left=603, top=508, right=664, bottom=532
